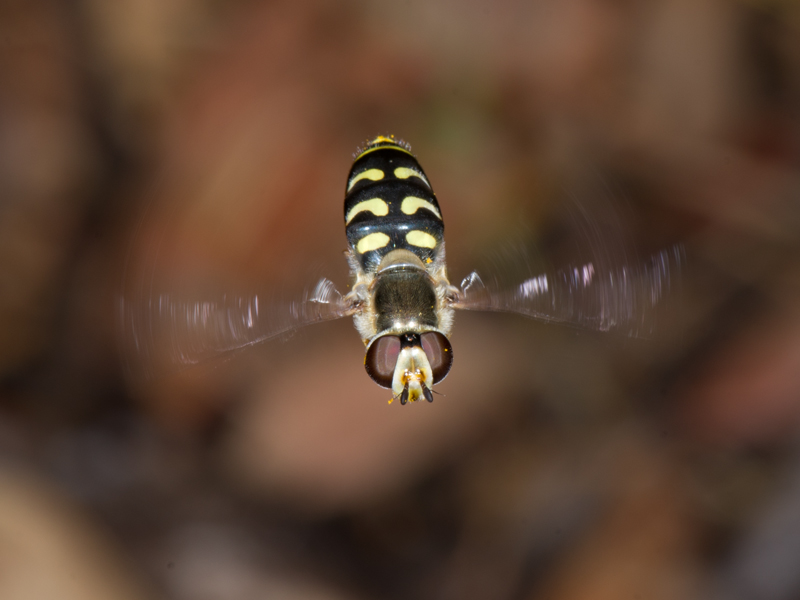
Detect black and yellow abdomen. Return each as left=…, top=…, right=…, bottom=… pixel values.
left=344, top=137, right=444, bottom=274
left=343, top=136, right=455, bottom=403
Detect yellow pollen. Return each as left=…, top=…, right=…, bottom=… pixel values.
left=371, top=135, right=395, bottom=145
left=355, top=137, right=414, bottom=161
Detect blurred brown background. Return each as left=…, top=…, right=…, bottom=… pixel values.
left=1, top=1, right=800, bottom=599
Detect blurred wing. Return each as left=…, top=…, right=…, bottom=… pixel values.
left=118, top=276, right=353, bottom=383
left=450, top=163, right=687, bottom=336
left=115, top=137, right=351, bottom=386
left=452, top=244, right=684, bottom=337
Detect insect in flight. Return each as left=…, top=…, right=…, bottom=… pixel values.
left=119, top=136, right=683, bottom=404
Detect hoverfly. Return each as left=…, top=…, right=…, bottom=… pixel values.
left=118, top=136, right=683, bottom=404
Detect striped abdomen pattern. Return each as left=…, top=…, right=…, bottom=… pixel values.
left=344, top=139, right=444, bottom=274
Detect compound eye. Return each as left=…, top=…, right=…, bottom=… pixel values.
left=420, top=332, right=453, bottom=384
left=365, top=335, right=401, bottom=388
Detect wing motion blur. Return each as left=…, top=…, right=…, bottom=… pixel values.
left=452, top=243, right=684, bottom=337
left=118, top=277, right=353, bottom=383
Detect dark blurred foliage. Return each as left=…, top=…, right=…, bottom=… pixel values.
left=1, top=1, right=800, bottom=599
